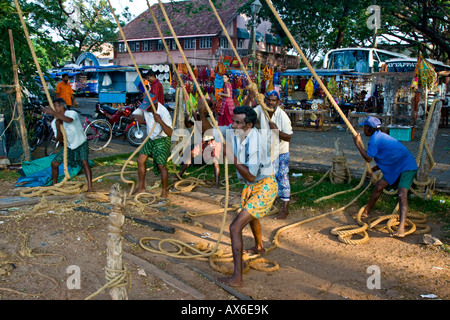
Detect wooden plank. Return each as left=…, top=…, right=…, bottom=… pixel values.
left=0, top=195, right=80, bottom=209
left=122, top=251, right=206, bottom=300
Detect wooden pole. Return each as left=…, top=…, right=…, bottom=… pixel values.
left=416, top=100, right=442, bottom=195
left=8, top=29, right=31, bottom=161
left=13, top=0, right=55, bottom=111
left=106, top=183, right=128, bottom=300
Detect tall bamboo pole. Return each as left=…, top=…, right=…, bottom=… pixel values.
left=9, top=29, right=31, bottom=161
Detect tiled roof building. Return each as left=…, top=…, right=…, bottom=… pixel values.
left=114, top=0, right=298, bottom=69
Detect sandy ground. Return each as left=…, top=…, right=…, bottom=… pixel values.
left=0, top=167, right=448, bottom=304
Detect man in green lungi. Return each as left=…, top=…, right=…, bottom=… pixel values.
left=43, top=98, right=93, bottom=192
left=130, top=93, right=173, bottom=198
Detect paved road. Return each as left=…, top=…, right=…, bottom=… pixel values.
left=74, top=97, right=450, bottom=193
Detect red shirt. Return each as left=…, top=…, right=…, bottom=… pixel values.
left=150, top=79, right=165, bottom=105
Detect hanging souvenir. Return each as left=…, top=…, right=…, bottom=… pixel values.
left=200, top=67, right=207, bottom=82
left=257, top=62, right=262, bottom=87
left=235, top=76, right=243, bottom=89
left=214, top=72, right=223, bottom=89
left=237, top=88, right=244, bottom=106
left=215, top=88, right=223, bottom=104
left=215, top=56, right=227, bottom=76
left=193, top=67, right=199, bottom=79
left=267, top=77, right=274, bottom=92
left=223, top=56, right=232, bottom=66
left=305, top=78, right=314, bottom=99
left=327, top=77, right=337, bottom=96
left=417, top=55, right=437, bottom=90
left=262, top=65, right=271, bottom=81
left=318, top=78, right=326, bottom=97
left=287, top=76, right=294, bottom=97
left=313, top=79, right=320, bottom=92
left=230, top=57, right=240, bottom=68
left=273, top=70, right=281, bottom=85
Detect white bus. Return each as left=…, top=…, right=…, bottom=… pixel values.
left=322, top=47, right=409, bottom=73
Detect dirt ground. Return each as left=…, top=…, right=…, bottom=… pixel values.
left=0, top=171, right=448, bottom=302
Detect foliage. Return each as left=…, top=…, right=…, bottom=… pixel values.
left=0, top=0, right=45, bottom=98
left=27, top=0, right=130, bottom=62
left=377, top=0, right=449, bottom=63
left=245, top=0, right=449, bottom=65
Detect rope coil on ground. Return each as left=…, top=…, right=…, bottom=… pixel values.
left=330, top=205, right=430, bottom=245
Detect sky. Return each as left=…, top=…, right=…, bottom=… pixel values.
left=107, top=0, right=159, bottom=19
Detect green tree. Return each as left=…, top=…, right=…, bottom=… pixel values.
left=28, top=0, right=130, bottom=62
left=0, top=0, right=49, bottom=98
left=378, top=0, right=449, bottom=63
left=246, top=0, right=449, bottom=65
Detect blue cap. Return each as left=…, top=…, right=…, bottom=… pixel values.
left=359, top=116, right=381, bottom=128
left=139, top=94, right=157, bottom=111
left=265, top=90, right=280, bottom=100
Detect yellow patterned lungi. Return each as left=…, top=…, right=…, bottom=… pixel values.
left=240, top=175, right=278, bottom=219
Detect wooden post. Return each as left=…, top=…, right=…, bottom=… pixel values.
left=8, top=29, right=31, bottom=161
left=416, top=100, right=443, bottom=196
left=106, top=183, right=128, bottom=300
left=331, top=138, right=350, bottom=184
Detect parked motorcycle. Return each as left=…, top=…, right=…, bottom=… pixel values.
left=94, top=102, right=147, bottom=147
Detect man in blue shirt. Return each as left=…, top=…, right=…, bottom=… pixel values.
left=353, top=116, right=417, bottom=237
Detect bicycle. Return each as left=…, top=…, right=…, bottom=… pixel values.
left=27, top=111, right=54, bottom=152
left=46, top=112, right=113, bottom=155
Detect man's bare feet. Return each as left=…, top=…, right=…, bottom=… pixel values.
left=353, top=209, right=369, bottom=219
left=217, top=276, right=242, bottom=287
left=132, top=187, right=146, bottom=195
left=390, top=232, right=405, bottom=238
left=390, top=226, right=406, bottom=238
left=244, top=247, right=265, bottom=255
left=274, top=210, right=289, bottom=220
left=160, top=191, right=169, bottom=199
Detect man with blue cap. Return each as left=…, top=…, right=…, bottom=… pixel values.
left=130, top=93, right=173, bottom=198
left=353, top=116, right=417, bottom=237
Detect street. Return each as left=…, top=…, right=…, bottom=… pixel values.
left=70, top=97, right=449, bottom=192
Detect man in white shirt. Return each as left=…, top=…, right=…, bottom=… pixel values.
left=254, top=90, right=293, bottom=219
left=197, top=101, right=277, bottom=287
left=43, top=98, right=92, bottom=192
left=130, top=93, right=173, bottom=198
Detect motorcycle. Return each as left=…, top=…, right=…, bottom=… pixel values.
left=95, top=102, right=147, bottom=147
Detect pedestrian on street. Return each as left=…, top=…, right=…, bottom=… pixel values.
left=55, top=73, right=77, bottom=110
left=353, top=116, right=417, bottom=237
left=147, top=70, right=165, bottom=106
left=217, top=73, right=235, bottom=126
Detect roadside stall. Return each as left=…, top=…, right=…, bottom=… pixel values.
left=97, top=66, right=134, bottom=105
left=372, top=56, right=450, bottom=141
left=279, top=69, right=374, bottom=130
